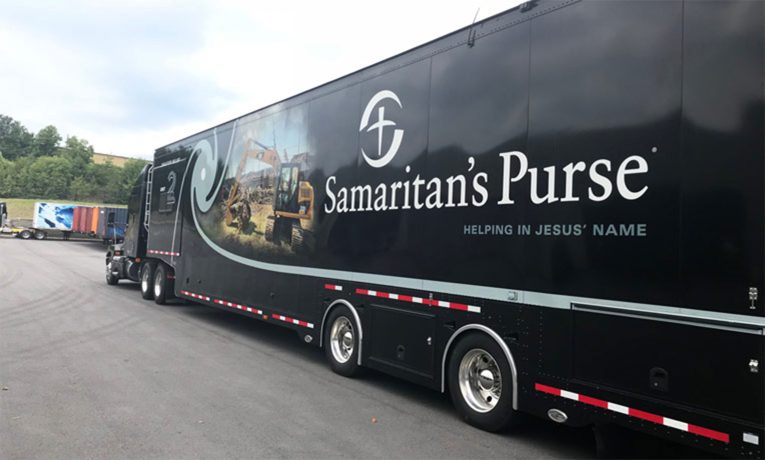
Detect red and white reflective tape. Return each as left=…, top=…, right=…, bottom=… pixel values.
left=324, top=284, right=343, bottom=291
left=180, top=290, right=210, bottom=301
left=213, top=298, right=263, bottom=315
left=271, top=314, right=314, bottom=329
left=355, top=288, right=481, bottom=314
left=535, top=383, right=730, bottom=444
left=148, top=249, right=181, bottom=257
left=181, top=290, right=313, bottom=329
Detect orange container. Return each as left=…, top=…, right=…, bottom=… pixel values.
left=90, top=207, right=100, bottom=233
left=72, top=206, right=95, bottom=233
left=73, top=207, right=84, bottom=232
left=84, top=207, right=94, bottom=233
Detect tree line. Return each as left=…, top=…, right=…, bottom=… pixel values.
left=0, top=115, right=147, bottom=204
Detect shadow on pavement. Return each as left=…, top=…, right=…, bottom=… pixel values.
left=101, top=283, right=720, bottom=459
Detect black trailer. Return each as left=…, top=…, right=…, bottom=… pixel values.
left=106, top=0, right=765, bottom=456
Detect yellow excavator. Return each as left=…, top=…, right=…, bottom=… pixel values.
left=224, top=139, right=314, bottom=252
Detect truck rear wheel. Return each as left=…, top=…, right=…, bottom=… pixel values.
left=448, top=332, right=515, bottom=432
left=153, top=264, right=172, bottom=305
left=19, top=229, right=32, bottom=239
left=324, top=306, right=361, bottom=377
left=140, top=261, right=156, bottom=300
left=33, top=230, right=47, bottom=240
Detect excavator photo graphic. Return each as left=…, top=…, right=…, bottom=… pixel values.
left=223, top=139, right=315, bottom=253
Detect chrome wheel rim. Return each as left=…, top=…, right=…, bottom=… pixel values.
left=153, top=272, right=162, bottom=298
left=141, top=268, right=149, bottom=293
left=458, top=348, right=501, bottom=413
left=329, top=316, right=354, bottom=364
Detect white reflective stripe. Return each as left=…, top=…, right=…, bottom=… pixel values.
left=438, top=300, right=449, bottom=308
left=467, top=305, right=481, bottom=313
left=334, top=285, right=343, bottom=291
left=388, top=293, right=398, bottom=300
left=413, top=297, right=423, bottom=304
left=560, top=390, right=579, bottom=401
left=607, top=402, right=629, bottom=415
left=663, top=418, right=688, bottom=431
left=743, top=433, right=760, bottom=445
left=368, top=290, right=377, bottom=296
left=307, top=323, right=314, bottom=329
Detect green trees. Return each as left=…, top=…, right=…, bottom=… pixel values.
left=0, top=115, right=34, bottom=160
left=27, top=156, right=73, bottom=198
left=0, top=114, right=147, bottom=204
left=61, top=136, right=94, bottom=171
left=32, top=126, right=62, bottom=157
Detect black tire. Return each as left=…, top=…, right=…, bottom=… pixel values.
left=448, top=332, right=515, bottom=432
left=33, top=230, right=46, bottom=240
left=140, top=261, right=156, bottom=300
left=19, top=229, right=32, bottom=239
left=105, top=261, right=118, bottom=285
left=153, top=264, right=170, bottom=305
left=265, top=216, right=275, bottom=242
left=323, top=306, right=361, bottom=377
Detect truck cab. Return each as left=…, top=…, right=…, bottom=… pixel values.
left=105, top=164, right=151, bottom=284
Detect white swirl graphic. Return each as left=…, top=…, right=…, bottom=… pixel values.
left=191, top=139, right=217, bottom=213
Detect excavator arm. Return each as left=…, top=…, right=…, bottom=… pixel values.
left=224, top=140, right=281, bottom=226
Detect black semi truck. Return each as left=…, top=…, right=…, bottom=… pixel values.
left=106, top=0, right=764, bottom=456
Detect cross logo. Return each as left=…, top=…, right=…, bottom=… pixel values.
left=359, top=90, right=404, bottom=168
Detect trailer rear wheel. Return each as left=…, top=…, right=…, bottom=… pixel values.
left=448, top=333, right=515, bottom=432
left=153, top=264, right=171, bottom=305
left=140, top=261, right=156, bottom=300
left=33, top=230, right=47, bottom=240
left=324, top=306, right=361, bottom=377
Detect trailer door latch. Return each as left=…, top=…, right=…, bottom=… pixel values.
left=748, top=287, right=758, bottom=309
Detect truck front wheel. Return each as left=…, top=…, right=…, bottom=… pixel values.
left=140, top=261, right=156, bottom=300
left=448, top=332, right=515, bottom=432
left=105, top=262, right=118, bottom=285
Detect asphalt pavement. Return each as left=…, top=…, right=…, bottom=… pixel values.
left=0, top=236, right=603, bottom=459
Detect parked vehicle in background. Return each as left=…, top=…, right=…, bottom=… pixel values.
left=106, top=1, right=764, bottom=457
left=71, top=206, right=128, bottom=242
left=2, top=201, right=128, bottom=242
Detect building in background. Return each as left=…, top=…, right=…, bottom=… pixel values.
left=93, top=152, right=145, bottom=168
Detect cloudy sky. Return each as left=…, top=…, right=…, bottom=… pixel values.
left=0, top=0, right=522, bottom=160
